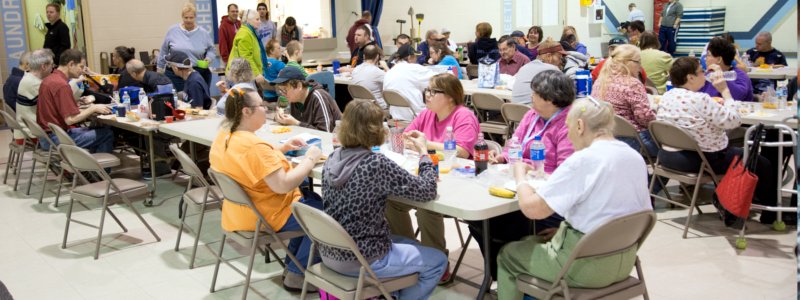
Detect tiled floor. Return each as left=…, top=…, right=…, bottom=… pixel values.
left=0, top=129, right=795, bottom=300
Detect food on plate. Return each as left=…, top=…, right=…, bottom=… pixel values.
left=125, top=111, right=140, bottom=122
left=271, top=126, right=292, bottom=133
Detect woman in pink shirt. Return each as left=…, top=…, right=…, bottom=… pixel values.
left=387, top=73, right=479, bottom=282
left=476, top=70, right=576, bottom=281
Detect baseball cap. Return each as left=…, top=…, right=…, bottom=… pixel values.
left=538, top=43, right=568, bottom=55
left=395, top=44, right=421, bottom=60
left=510, top=30, right=525, bottom=38
left=441, top=28, right=451, bottom=34
left=609, top=37, right=628, bottom=46
left=165, top=50, right=192, bottom=68
left=271, top=67, right=306, bottom=85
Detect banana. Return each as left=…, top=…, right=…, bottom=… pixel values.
left=489, top=186, right=516, bottom=198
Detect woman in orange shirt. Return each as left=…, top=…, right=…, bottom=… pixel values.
left=209, top=86, right=323, bottom=291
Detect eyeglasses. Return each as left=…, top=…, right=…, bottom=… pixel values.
left=423, top=88, right=445, bottom=99
left=276, top=86, right=289, bottom=95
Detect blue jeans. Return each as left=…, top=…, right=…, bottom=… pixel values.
left=279, top=189, right=323, bottom=275
left=339, top=235, right=447, bottom=300
left=41, top=127, right=115, bottom=153
left=658, top=26, right=677, bottom=55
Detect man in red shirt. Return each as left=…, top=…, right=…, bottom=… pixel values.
left=346, top=11, right=371, bottom=53
left=218, top=3, right=240, bottom=65
left=498, top=38, right=530, bottom=76
left=37, top=49, right=113, bottom=153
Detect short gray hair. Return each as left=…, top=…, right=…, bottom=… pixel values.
left=567, top=97, right=615, bottom=136
left=227, top=58, right=254, bottom=84
left=756, top=31, right=772, bottom=43
left=19, top=51, right=31, bottom=67
left=28, top=49, right=54, bottom=70
left=242, top=9, right=258, bottom=22
left=126, top=59, right=146, bottom=74
left=530, top=70, right=575, bottom=108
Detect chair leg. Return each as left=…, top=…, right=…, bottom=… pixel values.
left=62, top=198, right=75, bottom=249
left=175, top=202, right=189, bottom=252
left=123, top=195, right=161, bottom=242
left=450, top=233, right=472, bottom=280
left=453, top=218, right=465, bottom=247
left=12, top=148, right=25, bottom=191
left=210, top=233, right=227, bottom=293
left=241, top=229, right=261, bottom=300
left=682, top=178, right=704, bottom=239
left=54, top=170, right=64, bottom=207
left=189, top=202, right=208, bottom=269
left=105, top=207, right=128, bottom=232
left=94, top=197, right=110, bottom=260
left=38, top=157, right=53, bottom=203
left=25, top=158, right=37, bottom=195
left=3, top=148, right=14, bottom=184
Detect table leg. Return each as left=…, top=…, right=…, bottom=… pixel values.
left=144, top=133, right=157, bottom=206
left=477, top=219, right=491, bottom=300
left=189, top=141, right=197, bottom=161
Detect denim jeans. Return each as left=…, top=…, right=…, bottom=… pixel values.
left=338, top=235, right=447, bottom=300
left=279, top=188, right=323, bottom=275
left=41, top=127, right=115, bottom=153
left=658, top=26, right=677, bottom=55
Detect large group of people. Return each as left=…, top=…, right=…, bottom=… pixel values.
left=0, top=1, right=795, bottom=299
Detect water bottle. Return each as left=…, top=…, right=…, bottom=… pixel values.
left=138, top=88, right=149, bottom=118
left=705, top=71, right=737, bottom=82
left=506, top=136, right=522, bottom=165
left=741, top=53, right=752, bottom=69
left=332, top=120, right=342, bottom=149
left=113, top=90, right=120, bottom=104
left=172, top=88, right=179, bottom=104
left=530, top=136, right=546, bottom=178
left=776, top=80, right=788, bottom=110
left=442, top=126, right=457, bottom=172
left=122, top=91, right=131, bottom=112
left=473, top=136, right=489, bottom=175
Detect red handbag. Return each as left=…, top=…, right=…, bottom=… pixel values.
left=715, top=124, right=764, bottom=218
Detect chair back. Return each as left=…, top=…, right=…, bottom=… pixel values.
left=47, top=123, right=77, bottom=146
left=382, top=90, right=416, bottom=118
left=169, top=144, right=211, bottom=187
left=20, top=116, right=56, bottom=146
left=466, top=64, right=478, bottom=79
left=308, top=71, right=336, bottom=99
left=58, top=144, right=108, bottom=179
left=501, top=103, right=530, bottom=134
left=612, top=115, right=639, bottom=139
left=207, top=169, right=250, bottom=207
left=3, top=102, right=16, bottom=119
left=648, top=120, right=700, bottom=152
left=473, top=93, right=506, bottom=123
left=291, top=202, right=360, bottom=253
left=486, top=140, right=502, bottom=154
left=347, top=84, right=376, bottom=101
left=0, top=110, right=25, bottom=134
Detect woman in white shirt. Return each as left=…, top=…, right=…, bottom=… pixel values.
left=656, top=57, right=778, bottom=224
left=496, top=97, right=653, bottom=300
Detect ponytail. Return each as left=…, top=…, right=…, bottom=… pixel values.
left=223, top=86, right=257, bottom=149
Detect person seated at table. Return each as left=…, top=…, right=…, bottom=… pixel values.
left=476, top=70, right=576, bottom=281
left=626, top=20, right=645, bottom=46
left=351, top=45, right=388, bottom=109
left=496, top=97, right=653, bottom=300
left=511, top=39, right=563, bottom=105
left=273, top=67, right=342, bottom=132
left=37, top=49, right=113, bottom=153
left=165, top=50, right=211, bottom=109
left=561, top=26, right=588, bottom=55
left=284, top=41, right=308, bottom=77
left=209, top=86, right=324, bottom=291
left=700, top=37, right=754, bottom=102
left=700, top=33, right=748, bottom=73
left=592, top=37, right=648, bottom=83
left=321, top=99, right=446, bottom=299
left=15, top=50, right=51, bottom=144
left=638, top=31, right=673, bottom=94
left=387, top=34, right=412, bottom=68
left=746, top=31, right=788, bottom=95
left=126, top=59, right=172, bottom=94
left=498, top=38, right=530, bottom=76
left=657, top=57, right=779, bottom=225
left=263, top=39, right=286, bottom=102
left=387, top=74, right=479, bottom=283
left=416, top=29, right=440, bottom=65
left=3, top=51, right=29, bottom=112
left=525, top=26, right=543, bottom=60
left=467, top=22, right=500, bottom=64
left=429, top=43, right=463, bottom=79
left=509, top=31, right=535, bottom=60
left=114, top=46, right=139, bottom=89
left=216, top=58, right=256, bottom=115
left=383, top=44, right=438, bottom=121
left=591, top=44, right=657, bottom=157
left=559, top=35, right=589, bottom=79
left=338, top=25, right=378, bottom=74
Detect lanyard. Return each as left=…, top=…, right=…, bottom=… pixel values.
left=522, top=110, right=561, bottom=145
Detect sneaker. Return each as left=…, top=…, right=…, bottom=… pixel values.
left=438, top=262, right=452, bottom=285
left=283, top=271, right=316, bottom=293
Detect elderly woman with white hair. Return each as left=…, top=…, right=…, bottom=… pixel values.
left=157, top=3, right=217, bottom=91
left=216, top=58, right=256, bottom=115
left=495, top=97, right=653, bottom=300
left=227, top=8, right=269, bottom=87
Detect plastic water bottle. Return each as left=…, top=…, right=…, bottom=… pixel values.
left=442, top=126, right=457, bottom=172
left=506, top=136, right=522, bottom=165
left=122, top=91, right=131, bottom=112
left=705, top=71, right=737, bottom=82
left=530, top=136, right=546, bottom=178
left=172, top=88, right=179, bottom=104
left=776, top=80, right=788, bottom=110
left=741, top=53, right=752, bottom=69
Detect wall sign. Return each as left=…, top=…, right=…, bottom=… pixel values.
left=2, top=0, right=28, bottom=69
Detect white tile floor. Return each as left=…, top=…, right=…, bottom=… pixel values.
left=0, top=129, right=796, bottom=300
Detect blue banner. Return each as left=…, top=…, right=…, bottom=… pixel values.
left=195, top=0, right=214, bottom=40
left=2, top=0, right=28, bottom=69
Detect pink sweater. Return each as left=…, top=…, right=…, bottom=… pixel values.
left=405, top=105, right=480, bottom=156
left=502, top=106, right=574, bottom=173
left=591, top=75, right=655, bottom=132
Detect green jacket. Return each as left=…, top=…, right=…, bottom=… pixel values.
left=227, top=26, right=263, bottom=76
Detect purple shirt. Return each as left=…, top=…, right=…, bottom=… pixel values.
left=405, top=105, right=480, bottom=156
left=502, top=106, right=575, bottom=173
left=500, top=51, right=531, bottom=76
left=699, top=68, right=754, bottom=102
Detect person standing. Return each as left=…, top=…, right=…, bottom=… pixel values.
left=280, top=16, right=302, bottom=47
left=157, top=3, right=217, bottom=91
left=256, top=3, right=277, bottom=49
left=658, top=0, right=683, bottom=56
left=227, top=9, right=268, bottom=84
left=218, top=3, right=241, bottom=66
left=43, top=3, right=71, bottom=65
left=346, top=11, right=372, bottom=53
left=628, top=3, right=645, bottom=22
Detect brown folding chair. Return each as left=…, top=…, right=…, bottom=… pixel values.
left=58, top=144, right=161, bottom=259
left=516, top=210, right=656, bottom=300
left=0, top=110, right=33, bottom=191
left=20, top=116, right=62, bottom=202
left=170, top=144, right=222, bottom=269
left=648, top=120, right=720, bottom=238
left=348, top=84, right=377, bottom=102
left=472, top=93, right=508, bottom=141
left=382, top=90, right=417, bottom=123
left=207, top=169, right=307, bottom=300
left=291, top=202, right=419, bottom=300
left=501, top=103, right=531, bottom=139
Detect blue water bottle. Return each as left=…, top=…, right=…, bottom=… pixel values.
left=332, top=60, right=341, bottom=75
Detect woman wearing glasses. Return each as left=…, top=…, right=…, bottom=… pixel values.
left=386, top=73, right=479, bottom=282
left=496, top=97, right=652, bottom=300
left=209, top=86, right=324, bottom=291
left=479, top=70, right=576, bottom=282
left=591, top=44, right=658, bottom=157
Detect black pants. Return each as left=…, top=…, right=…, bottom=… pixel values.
left=658, top=146, right=779, bottom=223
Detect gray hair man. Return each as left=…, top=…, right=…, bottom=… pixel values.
left=14, top=49, right=55, bottom=140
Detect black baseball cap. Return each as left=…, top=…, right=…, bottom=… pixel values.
left=271, top=67, right=306, bottom=85
left=609, top=37, right=628, bottom=46
left=165, top=50, right=192, bottom=68
left=395, top=44, right=421, bottom=60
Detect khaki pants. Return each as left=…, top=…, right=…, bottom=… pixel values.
left=15, top=105, right=36, bottom=140
left=496, top=222, right=637, bottom=300
left=385, top=201, right=447, bottom=254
